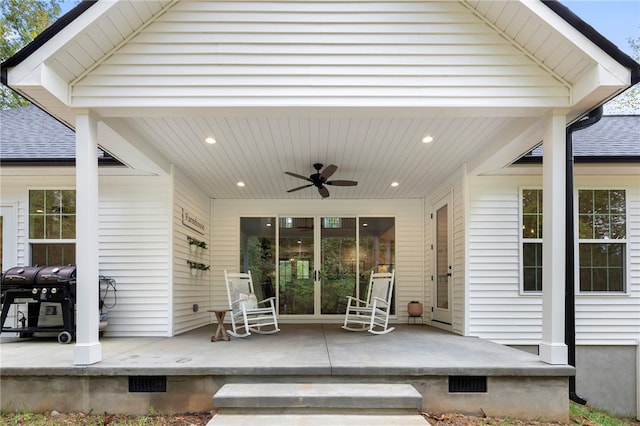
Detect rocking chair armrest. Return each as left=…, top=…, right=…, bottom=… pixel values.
left=257, top=296, right=276, bottom=305
left=371, top=296, right=388, bottom=304
left=346, top=296, right=367, bottom=306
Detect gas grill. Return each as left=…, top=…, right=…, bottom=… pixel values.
left=0, top=265, right=76, bottom=343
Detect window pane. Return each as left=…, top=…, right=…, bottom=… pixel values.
left=609, top=190, right=625, bottom=213
left=45, top=190, right=61, bottom=214
left=608, top=268, right=624, bottom=292
left=578, top=214, right=593, bottom=239
left=611, top=215, right=626, bottom=239
left=579, top=267, right=591, bottom=291
left=522, top=190, right=540, bottom=214
left=592, top=269, right=607, bottom=291
left=61, top=215, right=75, bottom=239
left=608, top=244, right=624, bottom=267
left=522, top=215, right=539, bottom=239
left=593, top=215, right=609, bottom=239
left=29, top=215, right=45, bottom=239
left=30, top=191, right=45, bottom=213
left=45, top=216, right=61, bottom=239
left=593, top=190, right=609, bottom=213
left=239, top=217, right=276, bottom=302
left=578, top=190, right=593, bottom=213
left=62, top=190, right=76, bottom=214
left=523, top=243, right=542, bottom=292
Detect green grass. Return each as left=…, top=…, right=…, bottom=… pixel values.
left=569, top=402, right=638, bottom=426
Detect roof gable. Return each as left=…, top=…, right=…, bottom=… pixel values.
left=70, top=1, right=570, bottom=108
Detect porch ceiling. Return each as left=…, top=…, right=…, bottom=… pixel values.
left=106, top=110, right=534, bottom=200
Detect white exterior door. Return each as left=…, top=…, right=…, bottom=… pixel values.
left=1, top=204, right=17, bottom=272
left=432, top=194, right=452, bottom=324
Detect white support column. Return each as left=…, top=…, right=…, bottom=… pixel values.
left=73, top=110, right=102, bottom=365
left=539, top=110, right=569, bottom=365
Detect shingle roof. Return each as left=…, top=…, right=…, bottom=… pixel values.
left=1, top=105, right=75, bottom=160
left=0, top=105, right=119, bottom=165
left=525, top=115, right=640, bottom=160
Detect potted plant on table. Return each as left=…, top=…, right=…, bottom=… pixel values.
left=407, top=301, right=423, bottom=317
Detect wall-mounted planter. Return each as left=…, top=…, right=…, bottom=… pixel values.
left=187, top=260, right=210, bottom=277
left=187, top=236, right=207, bottom=254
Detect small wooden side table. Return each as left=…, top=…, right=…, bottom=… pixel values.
left=208, top=309, right=231, bottom=342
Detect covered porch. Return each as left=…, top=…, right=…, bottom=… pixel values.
left=0, top=324, right=573, bottom=421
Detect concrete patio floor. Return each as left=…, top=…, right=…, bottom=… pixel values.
left=0, top=324, right=574, bottom=421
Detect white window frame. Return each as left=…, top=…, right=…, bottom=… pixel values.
left=27, top=187, right=76, bottom=265
left=519, top=186, right=543, bottom=295
left=575, top=187, right=630, bottom=296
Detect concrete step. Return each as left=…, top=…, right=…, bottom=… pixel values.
left=212, top=383, right=423, bottom=414
left=207, top=414, right=430, bottom=425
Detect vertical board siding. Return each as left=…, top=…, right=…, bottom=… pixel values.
left=99, top=176, right=171, bottom=337
left=211, top=199, right=424, bottom=320
left=468, top=174, right=640, bottom=345
left=72, top=1, right=569, bottom=107
left=172, top=168, right=212, bottom=335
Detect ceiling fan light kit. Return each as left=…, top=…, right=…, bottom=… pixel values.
left=285, top=163, right=358, bottom=198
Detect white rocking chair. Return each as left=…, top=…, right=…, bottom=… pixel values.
left=342, top=270, right=395, bottom=335
left=224, top=270, right=280, bottom=338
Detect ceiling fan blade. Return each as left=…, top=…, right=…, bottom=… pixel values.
left=285, top=171, right=312, bottom=182
left=326, top=180, right=358, bottom=187
left=320, top=164, right=338, bottom=179
left=287, top=184, right=313, bottom=193
left=318, top=185, right=330, bottom=198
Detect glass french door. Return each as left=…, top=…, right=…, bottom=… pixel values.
left=241, top=215, right=394, bottom=318
left=278, top=217, right=315, bottom=315
left=277, top=217, right=357, bottom=316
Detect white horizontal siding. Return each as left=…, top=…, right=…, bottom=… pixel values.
left=468, top=174, right=640, bottom=346
left=211, top=198, right=424, bottom=320
left=98, top=175, right=171, bottom=337
left=71, top=1, right=568, bottom=108
left=172, top=167, right=212, bottom=335
left=0, top=173, right=172, bottom=337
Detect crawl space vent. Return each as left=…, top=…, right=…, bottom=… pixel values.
left=448, top=376, right=487, bottom=393
left=129, top=376, right=167, bottom=393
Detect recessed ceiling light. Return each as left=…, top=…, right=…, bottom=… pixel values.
left=391, top=182, right=399, bottom=187
left=237, top=181, right=245, bottom=187
left=205, top=136, right=216, bottom=144
left=422, top=135, right=434, bottom=144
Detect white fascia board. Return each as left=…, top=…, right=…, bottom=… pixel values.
left=9, top=63, right=68, bottom=105
left=521, top=1, right=632, bottom=89
left=5, top=1, right=120, bottom=95
left=98, top=119, right=171, bottom=176
left=467, top=118, right=543, bottom=176
left=572, top=63, right=631, bottom=109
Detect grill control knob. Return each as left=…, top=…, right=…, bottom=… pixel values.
left=51, top=288, right=57, bottom=294
left=32, top=288, right=38, bottom=294
left=41, top=288, right=47, bottom=294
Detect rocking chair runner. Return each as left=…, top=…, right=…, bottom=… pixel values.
left=342, top=270, right=395, bottom=335
left=224, top=270, right=280, bottom=338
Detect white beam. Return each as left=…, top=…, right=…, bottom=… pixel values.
left=73, top=110, right=102, bottom=365
left=99, top=119, right=171, bottom=176
left=539, top=110, right=569, bottom=365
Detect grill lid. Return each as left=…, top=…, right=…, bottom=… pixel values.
left=1, top=266, right=45, bottom=286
